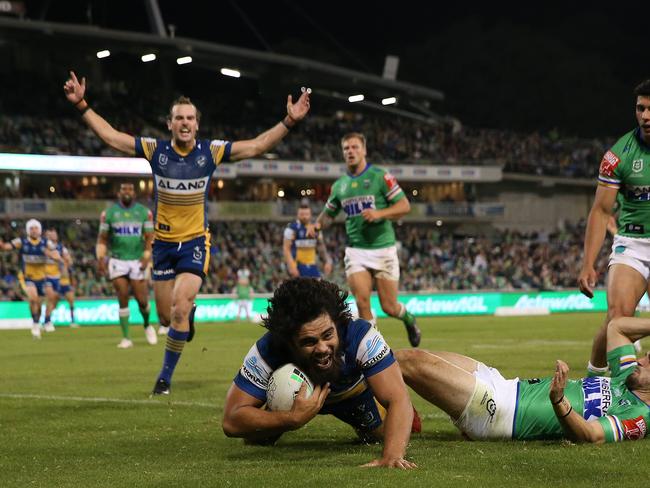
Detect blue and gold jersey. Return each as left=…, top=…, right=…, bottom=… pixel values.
left=135, top=137, right=232, bottom=242
left=234, top=319, right=395, bottom=404
left=11, top=237, right=49, bottom=281
left=45, top=242, right=64, bottom=279
left=283, top=220, right=320, bottom=266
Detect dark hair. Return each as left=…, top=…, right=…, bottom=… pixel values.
left=168, top=95, right=201, bottom=122
left=263, top=278, right=352, bottom=350
left=633, top=80, right=650, bottom=98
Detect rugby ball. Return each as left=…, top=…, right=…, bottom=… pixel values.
left=266, top=363, right=314, bottom=411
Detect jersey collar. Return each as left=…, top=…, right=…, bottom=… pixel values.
left=347, top=162, right=372, bottom=178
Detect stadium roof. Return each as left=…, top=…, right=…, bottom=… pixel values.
left=0, top=16, right=446, bottom=124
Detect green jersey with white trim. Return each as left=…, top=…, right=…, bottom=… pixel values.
left=99, top=202, right=154, bottom=260
left=513, top=344, right=649, bottom=441
left=324, top=164, right=405, bottom=249
left=598, top=128, right=650, bottom=238
left=597, top=345, right=649, bottom=442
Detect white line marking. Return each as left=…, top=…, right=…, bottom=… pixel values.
left=0, top=393, right=217, bottom=408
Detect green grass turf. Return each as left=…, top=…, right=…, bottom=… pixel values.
left=1, top=313, right=649, bottom=487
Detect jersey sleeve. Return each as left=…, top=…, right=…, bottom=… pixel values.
left=283, top=224, right=296, bottom=241
left=353, top=321, right=395, bottom=377
left=381, top=170, right=405, bottom=203
left=98, top=210, right=110, bottom=233
left=134, top=137, right=158, bottom=162
left=210, top=140, right=232, bottom=165
left=143, top=208, right=154, bottom=233
left=324, top=183, right=342, bottom=218
left=607, top=344, right=637, bottom=381
left=233, top=342, right=273, bottom=402
left=598, top=414, right=648, bottom=443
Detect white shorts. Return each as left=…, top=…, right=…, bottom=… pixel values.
left=609, top=235, right=650, bottom=281
left=453, top=362, right=518, bottom=440
left=109, top=258, right=145, bottom=281
left=344, top=246, right=400, bottom=280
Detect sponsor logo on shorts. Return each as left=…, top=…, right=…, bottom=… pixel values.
left=192, top=246, right=203, bottom=263
left=152, top=268, right=174, bottom=276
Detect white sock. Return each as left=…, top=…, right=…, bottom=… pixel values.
left=587, top=361, right=609, bottom=375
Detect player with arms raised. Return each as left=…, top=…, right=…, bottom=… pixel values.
left=312, top=133, right=420, bottom=346
left=64, top=71, right=311, bottom=394
left=579, top=79, right=650, bottom=376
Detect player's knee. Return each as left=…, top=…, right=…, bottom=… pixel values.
left=395, top=349, right=422, bottom=379
left=171, top=300, right=192, bottom=323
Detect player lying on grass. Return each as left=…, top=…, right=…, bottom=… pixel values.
left=222, top=277, right=419, bottom=469
left=395, top=316, right=650, bottom=443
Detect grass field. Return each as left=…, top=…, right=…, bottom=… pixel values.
left=1, top=313, right=649, bottom=487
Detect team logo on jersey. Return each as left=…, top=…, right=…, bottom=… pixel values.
left=192, top=246, right=203, bottom=262
left=363, top=179, right=371, bottom=188
left=158, top=154, right=168, bottom=166
left=351, top=182, right=358, bottom=188
left=633, top=159, right=644, bottom=172
left=599, top=150, right=620, bottom=176
left=622, top=416, right=647, bottom=440
left=196, top=155, right=207, bottom=168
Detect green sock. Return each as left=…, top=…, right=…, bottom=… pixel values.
left=403, top=310, right=416, bottom=327
left=119, top=308, right=130, bottom=339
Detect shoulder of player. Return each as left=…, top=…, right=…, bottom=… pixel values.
left=341, top=319, right=375, bottom=349
left=609, top=129, right=644, bottom=160
left=254, top=332, right=290, bottom=369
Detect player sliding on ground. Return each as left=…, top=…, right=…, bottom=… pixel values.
left=64, top=71, right=311, bottom=395
left=396, top=316, right=650, bottom=442
left=222, top=278, right=419, bottom=469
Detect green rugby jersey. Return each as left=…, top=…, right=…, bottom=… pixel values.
left=99, top=202, right=154, bottom=260
left=513, top=344, right=649, bottom=442
left=598, top=128, right=650, bottom=238
left=236, top=283, right=252, bottom=300
left=324, top=164, right=405, bottom=249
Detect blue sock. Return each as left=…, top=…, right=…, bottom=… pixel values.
left=32, top=312, right=40, bottom=323
left=44, top=314, right=51, bottom=323
left=158, top=328, right=189, bottom=384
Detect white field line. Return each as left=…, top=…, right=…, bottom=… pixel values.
left=0, top=392, right=218, bottom=408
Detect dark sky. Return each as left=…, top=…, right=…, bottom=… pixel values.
left=25, top=1, right=650, bottom=136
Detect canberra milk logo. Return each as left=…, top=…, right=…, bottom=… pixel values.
left=514, top=293, right=593, bottom=311
left=405, top=296, right=488, bottom=315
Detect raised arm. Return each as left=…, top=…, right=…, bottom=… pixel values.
left=607, top=316, right=650, bottom=350
left=222, top=382, right=329, bottom=443
left=229, top=89, right=311, bottom=161
left=578, top=185, right=618, bottom=298
left=549, top=360, right=606, bottom=443
left=363, top=362, right=417, bottom=469
left=63, top=71, right=135, bottom=155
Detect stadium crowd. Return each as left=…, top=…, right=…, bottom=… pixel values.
left=0, top=112, right=608, bottom=178
left=0, top=218, right=610, bottom=300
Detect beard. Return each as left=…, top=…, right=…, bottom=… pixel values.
left=120, top=195, right=133, bottom=206
left=625, top=369, right=647, bottom=390
left=295, top=349, right=344, bottom=386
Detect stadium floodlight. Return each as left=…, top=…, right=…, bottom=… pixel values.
left=141, top=53, right=157, bottom=63
left=176, top=56, right=192, bottom=65
left=220, top=68, right=241, bottom=78
left=381, top=96, right=397, bottom=105
left=348, top=94, right=364, bottom=103
left=96, top=50, right=110, bottom=59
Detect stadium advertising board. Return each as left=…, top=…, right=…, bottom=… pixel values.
left=0, top=290, right=610, bottom=328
